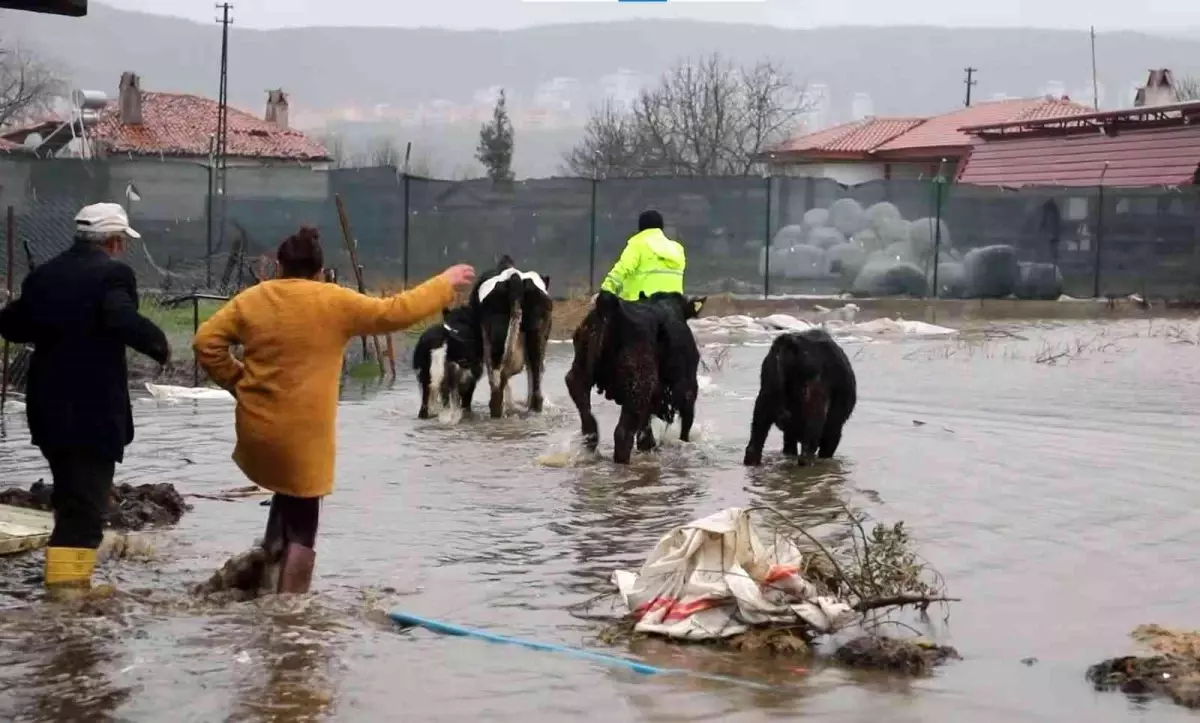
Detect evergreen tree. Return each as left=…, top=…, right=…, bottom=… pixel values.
left=476, top=89, right=515, bottom=182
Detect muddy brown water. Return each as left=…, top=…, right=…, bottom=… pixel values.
left=1, top=318, right=1199, bottom=722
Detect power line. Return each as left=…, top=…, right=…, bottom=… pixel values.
left=964, top=67, right=978, bottom=107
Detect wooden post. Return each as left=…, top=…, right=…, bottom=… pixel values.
left=334, top=194, right=385, bottom=370
left=1, top=206, right=13, bottom=412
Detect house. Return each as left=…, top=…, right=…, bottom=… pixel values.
left=761, top=97, right=1092, bottom=186
left=955, top=100, right=1200, bottom=188
left=0, top=73, right=332, bottom=221
left=0, top=72, right=329, bottom=167
left=1134, top=69, right=1178, bottom=107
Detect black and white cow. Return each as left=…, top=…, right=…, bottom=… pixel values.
left=412, top=304, right=483, bottom=419
left=469, top=256, right=554, bottom=418
left=564, top=290, right=706, bottom=464
left=742, top=328, right=857, bottom=467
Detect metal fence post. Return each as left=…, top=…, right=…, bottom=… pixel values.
left=205, top=156, right=214, bottom=289
left=2, top=206, right=14, bottom=412
left=402, top=172, right=411, bottom=289
left=763, top=173, right=773, bottom=299
left=932, top=158, right=947, bottom=301
left=1092, top=162, right=1110, bottom=298
left=192, top=295, right=200, bottom=387
left=588, top=175, right=598, bottom=294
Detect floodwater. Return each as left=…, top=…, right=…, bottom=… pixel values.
left=1, top=317, right=1200, bottom=722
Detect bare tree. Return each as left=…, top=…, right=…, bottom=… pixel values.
left=1175, top=75, right=1200, bottom=102
left=0, top=40, right=64, bottom=128
left=319, top=132, right=351, bottom=168
left=563, top=53, right=809, bottom=178
left=368, top=135, right=402, bottom=167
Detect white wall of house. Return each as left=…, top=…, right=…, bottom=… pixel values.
left=771, top=161, right=886, bottom=186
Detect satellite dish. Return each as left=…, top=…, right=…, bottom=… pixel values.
left=22, top=133, right=43, bottom=149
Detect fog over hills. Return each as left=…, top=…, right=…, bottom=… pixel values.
left=4, top=3, right=1200, bottom=177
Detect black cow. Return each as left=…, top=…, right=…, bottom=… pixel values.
left=565, top=290, right=706, bottom=464
left=742, top=329, right=857, bottom=467
left=469, top=256, right=553, bottom=418
left=412, top=305, right=482, bottom=419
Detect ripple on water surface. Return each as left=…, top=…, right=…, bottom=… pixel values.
left=1, top=319, right=1199, bottom=722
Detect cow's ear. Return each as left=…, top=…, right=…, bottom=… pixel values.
left=543, top=274, right=551, bottom=291
left=441, top=306, right=452, bottom=317
left=691, top=297, right=707, bottom=315
left=639, top=291, right=648, bottom=300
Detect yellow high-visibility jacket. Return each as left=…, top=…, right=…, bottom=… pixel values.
left=600, top=228, right=686, bottom=301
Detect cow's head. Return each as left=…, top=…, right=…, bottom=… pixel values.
left=685, top=295, right=706, bottom=319
left=440, top=305, right=480, bottom=366
left=636, top=291, right=706, bottom=321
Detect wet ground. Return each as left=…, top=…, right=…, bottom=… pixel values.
left=1, top=318, right=1199, bottom=722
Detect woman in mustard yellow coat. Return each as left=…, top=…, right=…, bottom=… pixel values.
left=194, top=226, right=475, bottom=595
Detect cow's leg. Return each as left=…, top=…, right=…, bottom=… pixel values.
left=782, top=429, right=799, bottom=457
left=799, top=387, right=830, bottom=465
left=459, top=371, right=480, bottom=419
left=676, top=380, right=698, bottom=443
left=565, top=367, right=598, bottom=451
left=635, top=423, right=656, bottom=452
left=613, top=404, right=649, bottom=465
left=743, top=392, right=778, bottom=466
left=488, top=373, right=507, bottom=419
left=417, top=372, right=432, bottom=420
left=818, top=389, right=852, bottom=459
left=524, top=335, right=545, bottom=414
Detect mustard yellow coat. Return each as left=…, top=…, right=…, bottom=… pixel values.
left=193, top=276, right=454, bottom=498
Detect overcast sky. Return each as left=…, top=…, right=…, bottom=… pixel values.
left=95, top=0, right=1198, bottom=33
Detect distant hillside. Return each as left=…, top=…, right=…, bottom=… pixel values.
left=5, top=4, right=1200, bottom=176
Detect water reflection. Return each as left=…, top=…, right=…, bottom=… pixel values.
left=227, top=606, right=341, bottom=723
left=1, top=607, right=132, bottom=722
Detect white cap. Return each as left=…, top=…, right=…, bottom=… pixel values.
left=74, top=202, right=141, bottom=240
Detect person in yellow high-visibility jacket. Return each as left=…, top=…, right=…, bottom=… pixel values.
left=599, top=210, right=686, bottom=301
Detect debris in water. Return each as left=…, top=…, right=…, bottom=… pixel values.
left=0, top=480, right=191, bottom=531
left=192, top=546, right=270, bottom=602
left=834, top=635, right=960, bottom=675
left=576, top=505, right=959, bottom=675
left=1087, top=624, right=1200, bottom=708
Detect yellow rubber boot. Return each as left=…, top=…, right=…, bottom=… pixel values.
left=44, top=547, right=96, bottom=596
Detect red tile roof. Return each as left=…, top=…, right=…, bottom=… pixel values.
left=956, top=125, right=1200, bottom=187
left=874, top=98, right=1092, bottom=153
left=772, top=117, right=924, bottom=155
left=770, top=98, right=1093, bottom=160
left=91, top=92, right=328, bottom=161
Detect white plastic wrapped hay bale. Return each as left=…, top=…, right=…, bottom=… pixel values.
left=758, top=245, right=789, bottom=277
left=850, top=228, right=886, bottom=253
left=963, top=244, right=1020, bottom=298
left=771, top=224, right=806, bottom=250
left=807, top=226, right=847, bottom=250
left=908, top=217, right=953, bottom=261
left=852, top=255, right=928, bottom=297
left=802, top=208, right=830, bottom=230
left=828, top=198, right=869, bottom=237
left=927, top=261, right=968, bottom=299
left=1014, top=262, right=1064, bottom=300
left=880, top=241, right=916, bottom=263
left=866, top=201, right=903, bottom=232
left=827, top=242, right=868, bottom=284
left=876, top=217, right=911, bottom=247
left=781, top=244, right=830, bottom=279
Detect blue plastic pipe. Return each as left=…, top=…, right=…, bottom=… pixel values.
left=389, top=610, right=784, bottom=692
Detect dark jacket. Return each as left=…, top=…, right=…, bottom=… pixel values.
left=0, top=241, right=170, bottom=463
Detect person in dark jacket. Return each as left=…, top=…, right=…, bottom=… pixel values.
left=0, top=202, right=170, bottom=593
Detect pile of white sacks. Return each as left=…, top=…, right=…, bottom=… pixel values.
left=687, top=303, right=957, bottom=342
left=757, top=198, right=1063, bottom=300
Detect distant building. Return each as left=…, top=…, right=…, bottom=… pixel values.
left=600, top=69, right=646, bottom=112
left=760, top=97, right=1091, bottom=185
left=1, top=72, right=329, bottom=166
left=850, top=92, right=874, bottom=122
left=1134, top=69, right=1178, bottom=107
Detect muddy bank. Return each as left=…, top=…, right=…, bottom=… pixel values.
left=0, top=480, right=191, bottom=531
left=1088, top=625, right=1200, bottom=708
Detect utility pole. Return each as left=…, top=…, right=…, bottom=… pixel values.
left=1090, top=26, right=1100, bottom=111
left=214, top=3, right=233, bottom=266
left=964, top=67, right=978, bottom=107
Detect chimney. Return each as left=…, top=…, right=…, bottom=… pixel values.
left=118, top=71, right=143, bottom=125
left=1136, top=69, right=1176, bottom=107
left=265, top=89, right=289, bottom=129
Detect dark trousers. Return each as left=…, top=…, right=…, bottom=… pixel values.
left=40, top=447, right=116, bottom=550
left=262, top=493, right=320, bottom=554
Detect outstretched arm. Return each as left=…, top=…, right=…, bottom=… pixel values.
left=102, top=264, right=171, bottom=364
left=334, top=274, right=456, bottom=339
left=599, top=241, right=640, bottom=297
left=192, top=298, right=245, bottom=392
